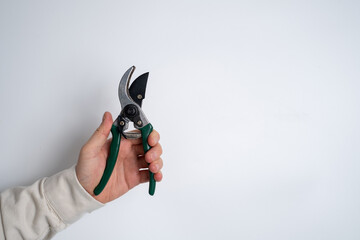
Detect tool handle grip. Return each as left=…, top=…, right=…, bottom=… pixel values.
left=94, top=124, right=121, bottom=196
left=141, top=123, right=156, bottom=196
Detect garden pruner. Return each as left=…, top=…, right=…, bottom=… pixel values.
left=93, top=66, right=156, bottom=196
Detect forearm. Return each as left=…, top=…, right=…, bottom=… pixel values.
left=0, top=166, right=103, bottom=240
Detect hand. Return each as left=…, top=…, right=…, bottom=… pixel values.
left=75, top=112, right=163, bottom=203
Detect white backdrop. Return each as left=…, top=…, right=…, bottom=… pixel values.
left=1, top=1, right=359, bottom=239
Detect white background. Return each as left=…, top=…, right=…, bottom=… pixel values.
left=1, top=1, right=359, bottom=239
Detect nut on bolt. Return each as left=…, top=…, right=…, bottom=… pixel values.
left=126, top=106, right=137, bottom=117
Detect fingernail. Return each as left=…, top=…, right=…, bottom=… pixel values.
left=153, top=134, right=159, bottom=144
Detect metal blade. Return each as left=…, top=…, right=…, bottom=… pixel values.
left=129, top=72, right=148, bottom=107
left=118, top=66, right=136, bottom=109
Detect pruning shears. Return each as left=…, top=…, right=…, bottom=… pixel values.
left=93, top=66, right=156, bottom=196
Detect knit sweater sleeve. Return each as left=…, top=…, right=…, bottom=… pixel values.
left=0, top=166, right=104, bottom=240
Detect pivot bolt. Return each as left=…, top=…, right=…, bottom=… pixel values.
left=137, top=94, right=143, bottom=100
left=119, top=121, right=125, bottom=126
left=137, top=120, right=142, bottom=126
left=125, top=106, right=137, bottom=117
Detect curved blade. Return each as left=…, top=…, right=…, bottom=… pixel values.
left=118, top=66, right=136, bottom=108
left=129, top=72, right=148, bottom=107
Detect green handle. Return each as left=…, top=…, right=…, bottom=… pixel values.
left=94, top=124, right=121, bottom=196
left=141, top=123, right=156, bottom=196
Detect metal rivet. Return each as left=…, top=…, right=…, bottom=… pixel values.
left=119, top=121, right=125, bottom=126
left=137, top=120, right=142, bottom=126
left=137, top=94, right=143, bottom=100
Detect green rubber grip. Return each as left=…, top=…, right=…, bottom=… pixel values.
left=140, top=123, right=156, bottom=196
left=94, top=124, right=121, bottom=196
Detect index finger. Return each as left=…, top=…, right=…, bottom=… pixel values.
left=148, top=129, right=160, bottom=147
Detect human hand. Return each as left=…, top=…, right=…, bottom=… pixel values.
left=75, top=112, right=163, bottom=203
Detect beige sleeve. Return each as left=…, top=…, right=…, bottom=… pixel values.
left=0, top=166, right=104, bottom=240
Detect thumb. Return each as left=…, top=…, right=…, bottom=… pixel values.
left=86, top=112, right=113, bottom=150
